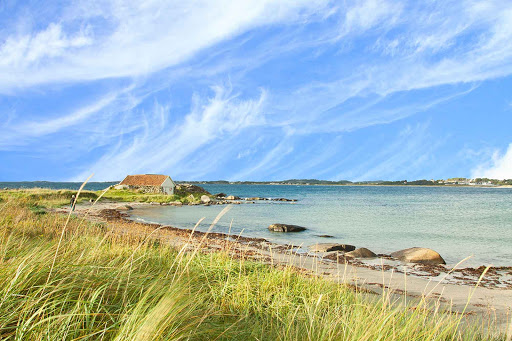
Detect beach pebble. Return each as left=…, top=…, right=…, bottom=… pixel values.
left=345, top=247, right=377, bottom=258
left=391, top=247, right=446, bottom=265
left=268, top=223, right=307, bottom=232
left=309, top=243, right=355, bottom=252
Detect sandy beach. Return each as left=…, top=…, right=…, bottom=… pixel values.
left=57, top=201, right=512, bottom=335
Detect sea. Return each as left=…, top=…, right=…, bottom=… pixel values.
left=3, top=182, right=511, bottom=267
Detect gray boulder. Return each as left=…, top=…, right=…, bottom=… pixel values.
left=200, top=195, right=211, bottom=203
left=309, top=243, right=355, bottom=252
left=116, top=205, right=133, bottom=211
left=391, top=247, right=446, bottom=265
left=268, top=224, right=307, bottom=232
left=345, top=247, right=377, bottom=258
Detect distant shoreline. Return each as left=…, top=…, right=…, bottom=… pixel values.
left=1, top=181, right=511, bottom=190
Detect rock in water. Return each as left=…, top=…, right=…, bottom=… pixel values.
left=226, top=195, right=241, bottom=200
left=200, top=195, right=211, bottom=203
left=391, top=247, right=446, bottom=265
left=116, top=205, right=133, bottom=211
left=309, top=243, right=355, bottom=252
left=345, top=248, right=377, bottom=258
left=268, top=224, right=307, bottom=232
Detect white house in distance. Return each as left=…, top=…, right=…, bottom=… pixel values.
left=116, top=174, right=176, bottom=195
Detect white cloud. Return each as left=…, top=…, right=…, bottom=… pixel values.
left=73, top=85, right=267, bottom=180
left=0, top=0, right=330, bottom=92
left=341, top=0, right=402, bottom=35
left=471, top=144, right=512, bottom=180
left=0, top=23, right=92, bottom=68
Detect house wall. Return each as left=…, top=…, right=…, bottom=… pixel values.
left=161, top=177, right=175, bottom=195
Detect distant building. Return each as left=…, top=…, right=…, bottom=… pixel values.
left=117, top=174, right=176, bottom=195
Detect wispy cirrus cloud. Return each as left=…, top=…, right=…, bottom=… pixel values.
left=73, top=85, right=267, bottom=180
left=0, top=0, right=330, bottom=92
left=1, top=0, right=512, bottom=181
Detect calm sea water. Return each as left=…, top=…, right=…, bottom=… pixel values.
left=129, top=184, right=512, bottom=267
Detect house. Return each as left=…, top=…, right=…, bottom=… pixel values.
left=117, top=174, right=176, bottom=195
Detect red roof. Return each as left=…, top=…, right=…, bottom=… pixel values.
left=119, top=174, right=170, bottom=186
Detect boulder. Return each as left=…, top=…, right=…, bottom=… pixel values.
left=391, top=247, right=446, bottom=265
left=116, top=205, right=133, bottom=211
left=226, top=195, right=241, bottom=200
left=268, top=223, right=307, bottom=232
left=309, top=243, right=355, bottom=252
left=316, top=234, right=334, bottom=238
left=175, top=184, right=211, bottom=195
left=214, top=193, right=227, bottom=198
left=200, top=195, right=211, bottom=203
left=345, top=248, right=377, bottom=258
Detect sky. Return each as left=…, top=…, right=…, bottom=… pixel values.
left=1, top=0, right=512, bottom=182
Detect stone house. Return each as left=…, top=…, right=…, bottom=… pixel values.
left=117, top=174, right=176, bottom=195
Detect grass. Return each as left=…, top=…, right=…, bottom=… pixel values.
left=0, top=191, right=506, bottom=340
left=100, top=189, right=205, bottom=204
left=0, top=187, right=209, bottom=207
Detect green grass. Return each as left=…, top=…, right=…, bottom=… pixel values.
left=0, top=194, right=506, bottom=340
left=0, top=187, right=208, bottom=207
left=100, top=189, right=205, bottom=204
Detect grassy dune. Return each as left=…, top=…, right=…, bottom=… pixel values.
left=0, top=187, right=209, bottom=208
left=0, top=191, right=505, bottom=340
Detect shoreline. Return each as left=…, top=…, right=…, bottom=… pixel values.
left=57, top=200, right=512, bottom=333
left=66, top=200, right=512, bottom=289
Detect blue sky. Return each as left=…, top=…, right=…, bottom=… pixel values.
left=1, top=0, right=512, bottom=181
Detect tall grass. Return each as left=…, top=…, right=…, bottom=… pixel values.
left=0, top=196, right=505, bottom=340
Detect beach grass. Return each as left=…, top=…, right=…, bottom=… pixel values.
left=0, top=187, right=206, bottom=207
left=0, top=192, right=506, bottom=340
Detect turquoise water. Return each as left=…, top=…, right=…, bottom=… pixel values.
left=130, top=185, right=512, bottom=267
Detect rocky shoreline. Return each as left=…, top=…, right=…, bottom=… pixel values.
left=76, top=203, right=512, bottom=290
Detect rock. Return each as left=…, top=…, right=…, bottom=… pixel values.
left=200, top=195, right=211, bottom=203
left=268, top=224, right=307, bottom=232
left=345, top=248, right=377, bottom=258
left=169, top=201, right=182, bottom=206
left=114, top=185, right=128, bottom=190
left=214, top=193, right=227, bottom=198
left=391, top=247, right=446, bottom=265
left=175, top=184, right=211, bottom=195
left=309, top=243, right=355, bottom=252
left=226, top=195, right=240, bottom=200
left=116, top=205, right=133, bottom=211
left=316, top=234, right=334, bottom=238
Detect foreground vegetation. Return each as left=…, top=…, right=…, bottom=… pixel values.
left=0, top=191, right=505, bottom=340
